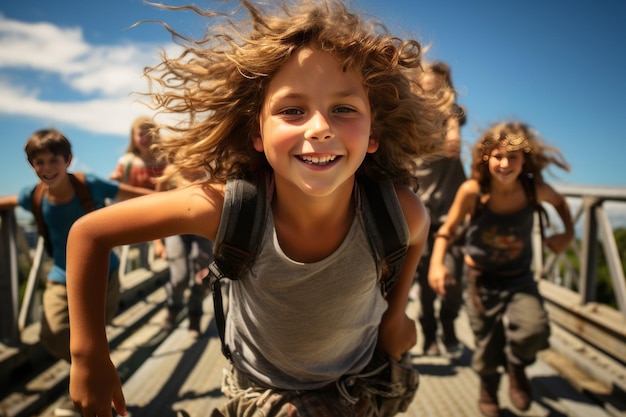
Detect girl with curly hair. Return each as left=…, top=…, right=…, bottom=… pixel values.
left=65, top=1, right=445, bottom=415
left=428, top=121, right=574, bottom=416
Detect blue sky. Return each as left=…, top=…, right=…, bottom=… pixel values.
left=1, top=0, right=625, bottom=201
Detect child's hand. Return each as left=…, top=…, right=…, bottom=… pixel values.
left=428, top=264, right=449, bottom=296
left=544, top=232, right=572, bottom=254
left=70, top=356, right=127, bottom=417
left=377, top=312, right=417, bottom=361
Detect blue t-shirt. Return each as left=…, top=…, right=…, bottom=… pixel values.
left=18, top=173, right=121, bottom=284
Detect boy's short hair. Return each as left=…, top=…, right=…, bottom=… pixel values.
left=25, top=129, right=72, bottom=165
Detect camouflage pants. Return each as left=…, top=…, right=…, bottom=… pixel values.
left=210, top=352, right=419, bottom=417
left=465, top=265, right=550, bottom=375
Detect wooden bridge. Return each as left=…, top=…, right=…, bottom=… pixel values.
left=1, top=184, right=625, bottom=417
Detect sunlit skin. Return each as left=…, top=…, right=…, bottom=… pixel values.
left=254, top=47, right=378, bottom=200
left=64, top=47, right=430, bottom=417
left=31, top=151, right=74, bottom=200
left=488, top=146, right=525, bottom=187
left=253, top=47, right=380, bottom=263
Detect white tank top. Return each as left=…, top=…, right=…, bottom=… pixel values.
left=225, top=207, right=388, bottom=389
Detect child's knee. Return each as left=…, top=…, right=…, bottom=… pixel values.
left=509, top=319, right=550, bottom=352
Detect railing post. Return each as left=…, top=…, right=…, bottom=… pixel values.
left=18, top=236, right=46, bottom=331
left=0, top=209, right=20, bottom=345
left=579, top=196, right=599, bottom=305
left=596, top=204, right=626, bottom=315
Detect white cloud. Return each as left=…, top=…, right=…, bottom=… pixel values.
left=0, top=16, right=89, bottom=72
left=0, top=15, right=182, bottom=136
left=0, top=79, right=152, bottom=135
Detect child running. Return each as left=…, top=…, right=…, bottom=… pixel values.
left=65, top=1, right=445, bottom=416
left=0, top=128, right=153, bottom=417
left=428, top=121, right=574, bottom=416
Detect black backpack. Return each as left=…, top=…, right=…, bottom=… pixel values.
left=204, top=174, right=409, bottom=359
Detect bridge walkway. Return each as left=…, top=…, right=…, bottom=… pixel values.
left=26, top=277, right=620, bottom=417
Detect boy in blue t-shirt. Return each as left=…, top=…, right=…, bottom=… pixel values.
left=0, top=128, right=153, bottom=363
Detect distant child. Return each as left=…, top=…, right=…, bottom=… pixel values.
left=110, top=116, right=166, bottom=268
left=65, top=1, right=446, bottom=416
left=428, top=121, right=574, bottom=416
left=110, top=116, right=166, bottom=190
left=0, top=128, right=153, bottom=417
left=412, top=60, right=467, bottom=357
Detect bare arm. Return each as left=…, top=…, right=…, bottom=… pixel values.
left=377, top=185, right=429, bottom=361
left=66, top=183, right=223, bottom=417
left=429, top=180, right=477, bottom=295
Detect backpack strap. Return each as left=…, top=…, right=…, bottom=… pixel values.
left=357, top=176, right=409, bottom=297
left=121, top=153, right=134, bottom=184
left=204, top=175, right=409, bottom=360
left=31, top=172, right=95, bottom=257
left=69, top=173, right=96, bottom=214
left=205, top=175, right=268, bottom=359
left=31, top=182, right=51, bottom=256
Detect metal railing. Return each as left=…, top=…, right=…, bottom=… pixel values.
left=534, top=184, right=626, bottom=365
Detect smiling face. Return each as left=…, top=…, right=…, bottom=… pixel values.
left=30, top=150, right=71, bottom=186
left=488, top=144, right=525, bottom=185
left=253, top=47, right=378, bottom=198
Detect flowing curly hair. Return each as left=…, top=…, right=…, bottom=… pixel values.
left=471, top=121, right=569, bottom=193
left=142, top=0, right=444, bottom=188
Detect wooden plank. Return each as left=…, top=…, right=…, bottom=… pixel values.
left=540, top=280, right=626, bottom=364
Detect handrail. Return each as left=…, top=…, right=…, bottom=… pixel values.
left=541, top=184, right=626, bottom=315
left=536, top=184, right=626, bottom=364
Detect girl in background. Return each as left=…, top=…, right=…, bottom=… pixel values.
left=110, top=116, right=166, bottom=190
left=428, top=121, right=573, bottom=416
